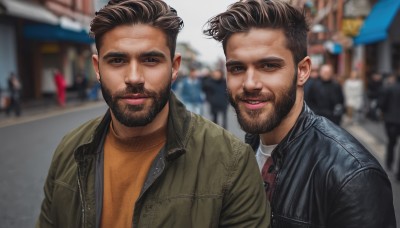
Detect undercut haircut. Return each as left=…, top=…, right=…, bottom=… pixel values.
left=204, top=0, right=309, bottom=64
left=90, top=0, right=184, bottom=59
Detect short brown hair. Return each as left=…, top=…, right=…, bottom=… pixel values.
left=90, top=0, right=183, bottom=58
left=204, top=0, right=309, bottom=64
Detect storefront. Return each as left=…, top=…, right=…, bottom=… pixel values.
left=354, top=0, right=400, bottom=77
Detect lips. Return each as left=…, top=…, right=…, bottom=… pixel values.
left=122, top=94, right=148, bottom=99
left=121, top=94, right=149, bottom=105
left=240, top=97, right=269, bottom=110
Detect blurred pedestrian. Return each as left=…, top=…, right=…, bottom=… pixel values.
left=88, top=81, right=101, bottom=101
left=366, top=72, right=383, bottom=121
left=308, top=64, right=345, bottom=125
left=202, top=69, right=229, bottom=128
left=205, top=0, right=396, bottom=227
left=36, top=1, right=269, bottom=227
left=6, top=72, right=22, bottom=117
left=175, top=68, right=205, bottom=115
left=378, top=73, right=400, bottom=181
left=76, top=71, right=87, bottom=101
left=53, top=69, right=66, bottom=107
left=343, top=70, right=364, bottom=124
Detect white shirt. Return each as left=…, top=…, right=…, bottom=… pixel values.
left=255, top=141, right=277, bottom=171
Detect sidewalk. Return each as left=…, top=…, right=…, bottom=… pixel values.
left=0, top=93, right=103, bottom=127
left=342, top=117, right=387, bottom=162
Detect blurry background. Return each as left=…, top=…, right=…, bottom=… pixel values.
left=0, top=0, right=399, bottom=227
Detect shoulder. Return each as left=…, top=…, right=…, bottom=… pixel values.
left=187, top=113, right=253, bottom=161
left=312, top=117, right=379, bottom=167
left=305, top=117, right=386, bottom=185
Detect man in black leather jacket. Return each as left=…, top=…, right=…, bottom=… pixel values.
left=204, top=0, right=396, bottom=227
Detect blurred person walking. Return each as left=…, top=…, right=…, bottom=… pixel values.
left=308, top=64, right=345, bottom=125
left=175, top=68, right=205, bottom=115
left=53, top=69, right=67, bottom=107
left=378, top=73, right=400, bottom=181
left=6, top=72, right=22, bottom=117
left=343, top=70, right=364, bottom=124
left=205, top=0, right=396, bottom=227
left=76, top=71, right=88, bottom=102
left=36, top=1, right=270, bottom=227
left=202, top=69, right=229, bottom=128
left=366, top=72, right=383, bottom=121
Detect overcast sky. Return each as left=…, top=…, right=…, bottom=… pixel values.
left=164, top=0, right=236, bottom=65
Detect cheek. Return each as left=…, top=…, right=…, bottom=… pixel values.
left=226, top=76, right=243, bottom=92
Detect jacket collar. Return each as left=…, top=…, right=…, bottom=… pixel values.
left=74, top=92, right=189, bottom=162
left=246, top=103, right=316, bottom=169
left=164, top=93, right=190, bottom=160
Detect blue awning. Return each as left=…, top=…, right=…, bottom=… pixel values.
left=23, top=24, right=93, bottom=44
left=354, top=0, right=400, bottom=45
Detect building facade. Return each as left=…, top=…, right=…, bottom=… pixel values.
left=0, top=0, right=95, bottom=100
left=308, top=0, right=400, bottom=83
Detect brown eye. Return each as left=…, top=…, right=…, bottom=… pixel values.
left=261, top=63, right=280, bottom=71
left=109, top=58, right=126, bottom=65
left=143, top=57, right=160, bottom=63
left=228, top=66, right=245, bottom=74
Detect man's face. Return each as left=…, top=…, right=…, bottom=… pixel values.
left=92, top=24, right=180, bottom=127
left=225, top=28, right=297, bottom=134
left=319, top=65, right=333, bottom=81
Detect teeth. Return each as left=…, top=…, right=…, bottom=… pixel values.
left=247, top=101, right=260, bottom=104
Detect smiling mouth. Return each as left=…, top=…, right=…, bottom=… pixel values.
left=245, top=100, right=263, bottom=104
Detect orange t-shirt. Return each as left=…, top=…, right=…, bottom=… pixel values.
left=100, top=123, right=166, bottom=228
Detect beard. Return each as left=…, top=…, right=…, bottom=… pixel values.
left=228, top=73, right=297, bottom=134
left=100, top=76, right=171, bottom=127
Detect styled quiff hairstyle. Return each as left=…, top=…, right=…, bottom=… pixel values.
left=204, top=0, right=309, bottom=64
left=90, top=0, right=183, bottom=59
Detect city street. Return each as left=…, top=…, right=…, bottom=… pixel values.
left=0, top=101, right=399, bottom=227
left=0, top=102, right=108, bottom=227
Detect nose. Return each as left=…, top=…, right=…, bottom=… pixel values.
left=125, top=62, right=144, bottom=85
left=243, top=68, right=262, bottom=91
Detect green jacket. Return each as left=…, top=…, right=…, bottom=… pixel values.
left=36, top=94, right=270, bottom=228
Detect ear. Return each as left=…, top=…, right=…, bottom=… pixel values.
left=92, top=54, right=100, bottom=81
left=297, top=56, right=311, bottom=86
left=171, top=53, right=182, bottom=82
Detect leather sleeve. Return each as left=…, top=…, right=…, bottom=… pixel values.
left=328, top=168, right=396, bottom=228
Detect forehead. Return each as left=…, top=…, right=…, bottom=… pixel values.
left=99, top=24, right=170, bottom=56
left=226, top=28, right=293, bottom=62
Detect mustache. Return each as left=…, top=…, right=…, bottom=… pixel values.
left=113, top=85, right=156, bottom=98
left=236, top=91, right=274, bottom=101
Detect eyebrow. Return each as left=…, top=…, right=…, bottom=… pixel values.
left=102, top=52, right=128, bottom=60
left=226, top=60, right=243, bottom=68
left=226, top=57, right=285, bottom=67
left=102, top=51, right=167, bottom=60
left=256, top=57, right=285, bottom=64
left=139, top=51, right=167, bottom=59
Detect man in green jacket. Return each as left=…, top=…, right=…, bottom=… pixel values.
left=36, top=0, right=270, bottom=227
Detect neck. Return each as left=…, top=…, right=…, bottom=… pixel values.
left=111, top=102, right=169, bottom=139
left=260, top=91, right=303, bottom=146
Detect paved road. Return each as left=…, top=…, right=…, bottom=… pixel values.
left=0, top=102, right=107, bottom=227
left=0, top=101, right=398, bottom=227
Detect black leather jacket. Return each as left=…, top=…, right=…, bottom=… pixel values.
left=246, top=104, right=396, bottom=228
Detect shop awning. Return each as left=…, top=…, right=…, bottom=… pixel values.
left=24, top=24, right=93, bottom=44
left=0, top=0, right=58, bottom=25
left=354, top=0, right=400, bottom=45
